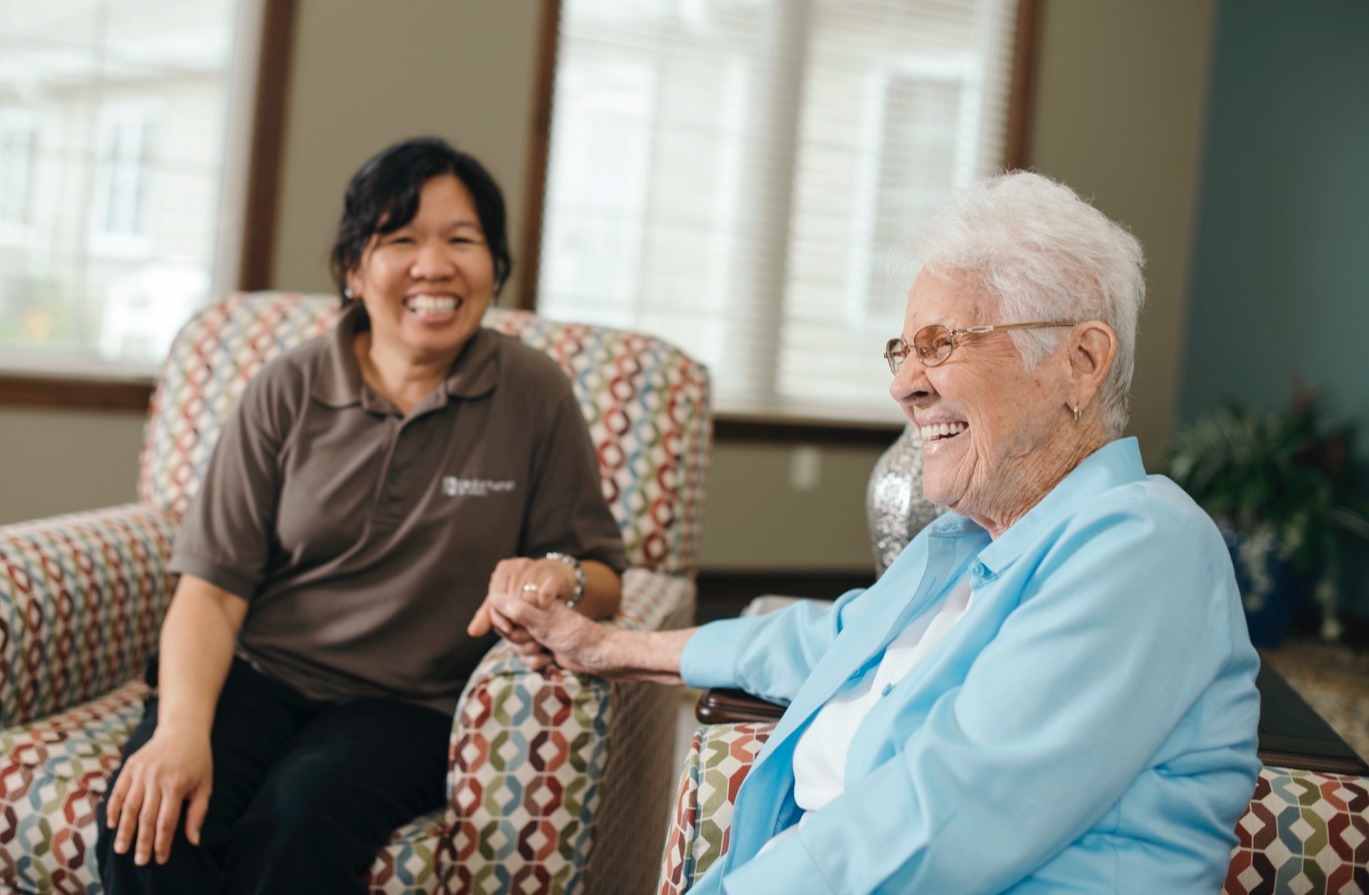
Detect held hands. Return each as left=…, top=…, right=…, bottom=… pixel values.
left=486, top=587, right=608, bottom=675
left=104, top=722, right=213, bottom=866
left=467, top=557, right=581, bottom=669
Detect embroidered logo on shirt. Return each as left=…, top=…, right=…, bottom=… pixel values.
left=442, top=476, right=516, bottom=497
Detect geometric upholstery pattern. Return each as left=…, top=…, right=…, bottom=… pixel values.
left=0, top=292, right=712, bottom=894
left=657, top=723, right=775, bottom=895
left=0, top=505, right=176, bottom=730
left=1223, top=767, right=1369, bottom=895
left=0, top=681, right=147, bottom=894
left=366, top=809, right=446, bottom=895
left=657, top=724, right=1369, bottom=895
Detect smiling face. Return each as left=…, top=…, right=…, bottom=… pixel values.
left=889, top=269, right=1083, bottom=536
left=347, top=174, right=495, bottom=367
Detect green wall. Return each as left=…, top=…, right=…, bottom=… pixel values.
left=1181, top=0, right=1369, bottom=426
left=1179, top=0, right=1369, bottom=617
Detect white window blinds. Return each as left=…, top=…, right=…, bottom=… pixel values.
left=0, top=0, right=256, bottom=373
left=539, top=0, right=1020, bottom=422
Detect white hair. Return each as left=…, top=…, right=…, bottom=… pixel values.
left=901, top=171, right=1146, bottom=436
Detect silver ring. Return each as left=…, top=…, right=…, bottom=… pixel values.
left=521, top=583, right=540, bottom=593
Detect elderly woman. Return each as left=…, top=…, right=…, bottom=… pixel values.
left=495, top=172, right=1261, bottom=893
left=94, top=137, right=626, bottom=893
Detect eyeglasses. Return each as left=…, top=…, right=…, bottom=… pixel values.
left=884, top=320, right=1076, bottom=374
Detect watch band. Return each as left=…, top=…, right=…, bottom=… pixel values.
left=543, top=551, right=586, bottom=608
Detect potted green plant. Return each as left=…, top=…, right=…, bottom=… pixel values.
left=1167, top=394, right=1369, bottom=646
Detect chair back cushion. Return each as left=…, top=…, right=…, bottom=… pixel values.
left=137, top=292, right=710, bottom=574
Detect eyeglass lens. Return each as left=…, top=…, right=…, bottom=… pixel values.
left=914, top=325, right=954, bottom=365
left=886, top=325, right=956, bottom=374
left=884, top=338, right=906, bottom=375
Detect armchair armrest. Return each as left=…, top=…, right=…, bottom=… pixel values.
left=658, top=721, right=775, bottom=895
left=608, top=566, right=697, bottom=633
left=444, top=566, right=696, bottom=893
left=695, top=689, right=785, bottom=725
left=0, top=504, right=177, bottom=727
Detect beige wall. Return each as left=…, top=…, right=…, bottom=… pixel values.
left=702, top=440, right=889, bottom=571
left=269, top=0, right=542, bottom=302
left=0, top=407, right=145, bottom=523
left=3, top=0, right=1216, bottom=571
left=1028, top=0, right=1215, bottom=465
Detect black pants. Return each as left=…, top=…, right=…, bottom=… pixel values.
left=95, top=658, right=451, bottom=895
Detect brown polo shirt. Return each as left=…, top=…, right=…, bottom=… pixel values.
left=170, top=304, right=627, bottom=714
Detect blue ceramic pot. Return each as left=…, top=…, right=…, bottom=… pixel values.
left=1221, top=525, right=1306, bottom=649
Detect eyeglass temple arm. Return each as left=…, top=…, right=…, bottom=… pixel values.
left=961, top=320, right=1076, bottom=334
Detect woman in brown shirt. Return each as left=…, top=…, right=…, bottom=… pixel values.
left=95, top=137, right=626, bottom=895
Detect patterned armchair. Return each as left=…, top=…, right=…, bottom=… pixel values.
left=658, top=722, right=1369, bottom=894
left=658, top=608, right=1369, bottom=894
left=0, top=291, right=712, bottom=894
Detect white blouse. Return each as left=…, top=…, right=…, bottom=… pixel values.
left=791, top=575, right=973, bottom=815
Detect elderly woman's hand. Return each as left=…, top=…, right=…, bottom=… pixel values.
left=487, top=590, right=611, bottom=675
left=490, top=595, right=692, bottom=683
left=467, top=557, right=582, bottom=664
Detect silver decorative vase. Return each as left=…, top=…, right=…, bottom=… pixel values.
left=866, top=423, right=942, bottom=576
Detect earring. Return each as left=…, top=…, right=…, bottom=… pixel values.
left=1072, top=404, right=1083, bottom=424
left=343, top=286, right=356, bottom=300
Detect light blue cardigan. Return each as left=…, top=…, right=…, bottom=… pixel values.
left=681, top=438, right=1260, bottom=894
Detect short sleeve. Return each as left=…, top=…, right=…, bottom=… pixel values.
left=168, top=361, right=293, bottom=599
left=519, top=371, right=628, bottom=574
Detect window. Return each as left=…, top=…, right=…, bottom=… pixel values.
left=0, top=0, right=260, bottom=372
left=538, top=0, right=1023, bottom=422
left=0, top=109, right=37, bottom=232
left=90, top=104, right=154, bottom=252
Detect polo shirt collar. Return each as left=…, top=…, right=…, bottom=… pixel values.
left=440, top=328, right=500, bottom=399
left=930, top=437, right=1147, bottom=575
left=312, top=303, right=501, bottom=408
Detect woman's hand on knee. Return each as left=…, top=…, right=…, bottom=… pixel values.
left=104, top=723, right=214, bottom=866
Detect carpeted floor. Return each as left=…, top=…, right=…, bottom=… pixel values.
left=1261, top=637, right=1369, bottom=761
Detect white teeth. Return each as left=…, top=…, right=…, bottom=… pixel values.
left=920, top=422, right=966, bottom=441
left=407, top=295, right=459, bottom=314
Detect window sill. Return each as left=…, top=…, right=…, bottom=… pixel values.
left=714, top=411, right=903, bottom=447
left=0, top=375, right=908, bottom=443
left=0, top=370, right=154, bottom=413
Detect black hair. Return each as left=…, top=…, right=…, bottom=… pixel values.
left=329, top=137, right=513, bottom=301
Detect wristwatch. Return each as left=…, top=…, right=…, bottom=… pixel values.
left=543, top=551, right=585, bottom=608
